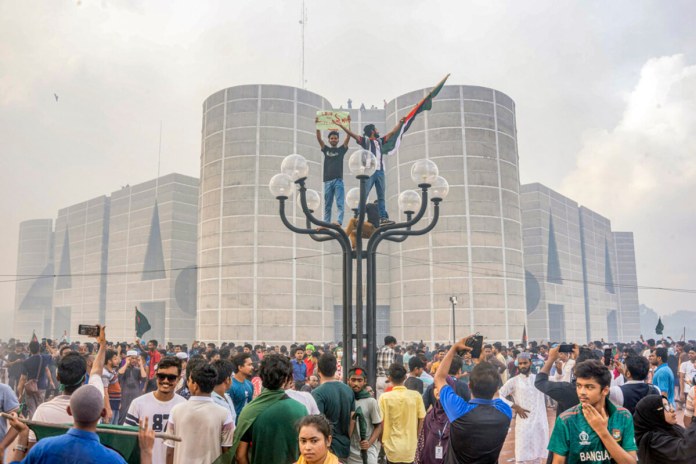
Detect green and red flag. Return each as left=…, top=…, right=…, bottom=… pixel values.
left=382, top=73, right=450, bottom=155
left=135, top=307, right=151, bottom=338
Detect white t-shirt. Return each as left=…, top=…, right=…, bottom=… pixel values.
left=124, top=392, right=187, bottom=464
left=29, top=374, right=104, bottom=442
left=680, top=361, right=696, bottom=388
left=164, top=396, right=234, bottom=464
left=285, top=389, right=319, bottom=414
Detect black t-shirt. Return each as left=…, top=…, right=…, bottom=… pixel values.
left=22, top=354, right=53, bottom=389
left=321, top=145, right=347, bottom=182
left=7, top=352, right=26, bottom=377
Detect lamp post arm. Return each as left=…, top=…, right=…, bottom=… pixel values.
left=304, top=216, right=343, bottom=242
left=368, top=201, right=441, bottom=254
left=278, top=197, right=338, bottom=238
left=296, top=181, right=351, bottom=245
left=367, top=186, right=429, bottom=249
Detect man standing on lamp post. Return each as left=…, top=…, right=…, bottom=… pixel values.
left=337, top=119, right=405, bottom=226
left=316, top=117, right=351, bottom=226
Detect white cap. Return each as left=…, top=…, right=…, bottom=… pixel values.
left=126, top=350, right=138, bottom=357
left=175, top=352, right=189, bottom=360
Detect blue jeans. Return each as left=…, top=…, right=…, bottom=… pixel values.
left=324, top=178, right=345, bottom=225
left=365, top=170, right=388, bottom=218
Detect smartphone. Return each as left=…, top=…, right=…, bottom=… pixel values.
left=603, top=348, right=613, bottom=366
left=559, top=344, right=574, bottom=353
left=464, top=335, right=484, bottom=358
left=78, top=324, right=100, bottom=337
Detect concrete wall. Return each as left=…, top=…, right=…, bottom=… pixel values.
left=13, top=219, right=54, bottom=340
left=386, top=85, right=526, bottom=343
left=105, top=173, right=198, bottom=344
left=198, top=85, right=335, bottom=344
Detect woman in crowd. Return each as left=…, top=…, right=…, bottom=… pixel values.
left=634, top=394, right=696, bottom=463
left=295, top=414, right=341, bottom=464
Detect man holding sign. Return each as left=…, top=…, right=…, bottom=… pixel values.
left=316, top=114, right=351, bottom=226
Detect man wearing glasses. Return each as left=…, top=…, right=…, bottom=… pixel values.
left=124, top=356, right=186, bottom=464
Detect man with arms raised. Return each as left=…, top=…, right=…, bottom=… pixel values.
left=547, top=359, right=637, bottom=464
left=434, top=336, right=512, bottom=463
left=125, top=356, right=186, bottom=464
left=315, top=120, right=350, bottom=226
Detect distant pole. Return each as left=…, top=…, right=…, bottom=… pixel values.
left=299, top=0, right=307, bottom=88
left=449, top=296, right=458, bottom=343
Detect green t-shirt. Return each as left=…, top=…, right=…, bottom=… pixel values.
left=246, top=396, right=307, bottom=464
left=548, top=400, right=637, bottom=463
left=312, top=381, right=356, bottom=458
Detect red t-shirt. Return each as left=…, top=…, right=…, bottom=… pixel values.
left=148, top=350, right=162, bottom=379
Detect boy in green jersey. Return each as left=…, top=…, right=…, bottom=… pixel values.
left=548, top=359, right=637, bottom=464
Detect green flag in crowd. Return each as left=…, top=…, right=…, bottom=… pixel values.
left=135, top=307, right=151, bottom=338
left=30, top=423, right=142, bottom=464
left=655, top=317, right=664, bottom=335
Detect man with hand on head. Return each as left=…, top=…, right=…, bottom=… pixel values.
left=547, top=360, right=637, bottom=464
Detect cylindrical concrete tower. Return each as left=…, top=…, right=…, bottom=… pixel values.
left=385, top=85, right=526, bottom=343
left=198, top=85, right=336, bottom=343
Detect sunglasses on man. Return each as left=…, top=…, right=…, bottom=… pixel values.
left=156, top=373, right=178, bottom=382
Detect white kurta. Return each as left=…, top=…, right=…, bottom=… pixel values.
left=499, top=373, right=549, bottom=463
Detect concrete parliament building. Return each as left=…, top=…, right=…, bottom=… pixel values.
left=14, top=83, right=641, bottom=344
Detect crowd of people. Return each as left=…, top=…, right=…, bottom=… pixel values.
left=0, top=329, right=695, bottom=463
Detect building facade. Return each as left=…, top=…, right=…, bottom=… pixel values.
left=14, top=174, right=197, bottom=344
left=13, top=219, right=55, bottom=340
left=198, top=84, right=527, bottom=344
left=521, top=183, right=639, bottom=342
left=105, top=174, right=198, bottom=344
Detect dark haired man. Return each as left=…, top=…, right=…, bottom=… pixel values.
left=499, top=352, right=548, bottom=464
left=18, top=325, right=108, bottom=452
left=126, top=356, right=186, bottom=464
left=650, top=347, right=675, bottom=405
left=434, top=337, right=512, bottom=464
left=17, top=340, right=55, bottom=418
left=376, top=335, right=397, bottom=397
left=102, top=349, right=122, bottom=424
left=404, top=356, right=425, bottom=394
left=316, top=118, right=350, bottom=226
left=291, top=347, right=308, bottom=391
left=146, top=339, right=161, bottom=380
left=6, top=343, right=26, bottom=393
left=609, top=356, right=659, bottom=413
left=7, top=385, right=134, bottom=464
left=423, top=353, right=471, bottom=410
left=229, top=353, right=255, bottom=420
left=211, top=359, right=237, bottom=423
left=535, top=345, right=600, bottom=418
left=347, top=366, right=382, bottom=464
left=232, top=354, right=307, bottom=464
left=380, top=362, right=426, bottom=463
left=118, top=349, right=147, bottom=425
left=548, top=360, right=637, bottom=463
left=312, top=353, right=356, bottom=460
left=165, top=363, right=234, bottom=464
left=337, top=118, right=405, bottom=225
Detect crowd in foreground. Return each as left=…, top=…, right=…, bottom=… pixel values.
left=0, top=330, right=695, bottom=463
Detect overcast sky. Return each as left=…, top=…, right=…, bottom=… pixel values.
left=1, top=0, right=695, bottom=333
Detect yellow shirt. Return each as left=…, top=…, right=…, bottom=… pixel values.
left=378, top=385, right=426, bottom=462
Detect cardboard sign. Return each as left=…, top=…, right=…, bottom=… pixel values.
left=316, top=111, right=350, bottom=130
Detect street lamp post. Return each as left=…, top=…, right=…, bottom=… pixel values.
left=449, top=295, right=458, bottom=343
left=270, top=151, right=448, bottom=385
